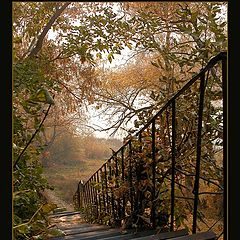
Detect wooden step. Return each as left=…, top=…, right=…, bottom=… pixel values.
left=132, top=229, right=189, bottom=240
left=170, top=231, right=216, bottom=240
left=49, top=211, right=81, bottom=218
left=52, top=228, right=122, bottom=240
left=99, top=229, right=157, bottom=240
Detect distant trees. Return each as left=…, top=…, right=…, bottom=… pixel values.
left=41, top=125, right=122, bottom=167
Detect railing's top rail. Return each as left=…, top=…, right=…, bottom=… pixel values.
left=82, top=51, right=227, bottom=186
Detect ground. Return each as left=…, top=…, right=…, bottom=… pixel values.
left=43, top=188, right=74, bottom=211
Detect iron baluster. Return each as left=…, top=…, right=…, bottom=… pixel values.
left=192, top=72, right=206, bottom=233
left=109, top=159, right=116, bottom=219
left=114, top=153, right=121, bottom=221
left=151, top=119, right=156, bottom=229
left=76, top=183, right=80, bottom=209
left=100, top=168, right=106, bottom=211
left=170, top=100, right=176, bottom=231
left=89, top=178, right=92, bottom=204
left=85, top=182, right=89, bottom=205
left=135, top=133, right=143, bottom=212
left=222, top=56, right=227, bottom=239
left=104, top=163, right=109, bottom=213
left=129, top=141, right=134, bottom=212
left=90, top=177, right=95, bottom=214
left=93, top=174, right=99, bottom=218
left=96, top=171, right=102, bottom=217
left=87, top=180, right=91, bottom=204
left=121, top=147, right=125, bottom=219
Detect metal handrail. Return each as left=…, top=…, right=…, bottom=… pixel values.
left=73, top=51, right=227, bottom=234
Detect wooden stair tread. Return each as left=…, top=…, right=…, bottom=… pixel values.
left=53, top=228, right=122, bottom=240
left=99, top=229, right=156, bottom=240
left=63, top=225, right=111, bottom=236
left=49, top=211, right=81, bottom=218
left=132, top=229, right=189, bottom=240
left=170, top=231, right=216, bottom=240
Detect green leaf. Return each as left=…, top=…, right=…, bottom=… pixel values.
left=191, top=12, right=198, bottom=22
left=198, top=25, right=206, bottom=31
left=42, top=203, right=58, bottom=213
left=107, top=53, right=114, bottom=63
left=29, top=87, right=54, bottom=105
left=96, top=52, right=102, bottom=59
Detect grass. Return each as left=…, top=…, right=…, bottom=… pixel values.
left=43, top=158, right=106, bottom=204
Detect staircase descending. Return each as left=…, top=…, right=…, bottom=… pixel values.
left=53, top=52, right=226, bottom=240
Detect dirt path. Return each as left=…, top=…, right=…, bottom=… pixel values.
left=43, top=189, right=74, bottom=212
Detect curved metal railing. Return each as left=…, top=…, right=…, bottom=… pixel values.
left=73, top=52, right=226, bottom=237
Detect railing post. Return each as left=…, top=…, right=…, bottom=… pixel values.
left=109, top=159, right=115, bottom=219
left=170, top=101, right=176, bottom=231
left=76, top=183, right=80, bottom=209
left=121, top=147, right=125, bottom=219
left=135, top=133, right=143, bottom=212
left=96, top=170, right=102, bottom=219
left=90, top=181, right=93, bottom=204
left=86, top=182, right=90, bottom=205
left=100, top=168, right=106, bottom=211
left=93, top=174, right=99, bottom=218
left=89, top=177, right=95, bottom=215
left=129, top=141, right=134, bottom=212
left=222, top=55, right=227, bottom=239
left=151, top=120, right=156, bottom=229
left=192, top=72, right=206, bottom=233
left=114, top=154, right=121, bottom=221
left=104, top=163, right=109, bottom=213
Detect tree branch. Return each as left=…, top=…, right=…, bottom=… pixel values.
left=28, top=2, right=71, bottom=58
left=13, top=102, right=53, bottom=169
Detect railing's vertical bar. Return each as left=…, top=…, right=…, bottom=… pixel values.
left=82, top=184, right=86, bottom=206
left=96, top=170, right=102, bottom=218
left=136, top=133, right=142, bottom=211
left=90, top=177, right=95, bottom=215
left=93, top=174, right=99, bottom=219
left=192, top=72, right=206, bottom=233
left=88, top=181, right=91, bottom=205
left=88, top=179, right=92, bottom=216
left=109, top=159, right=115, bottom=219
left=84, top=184, right=87, bottom=207
left=89, top=178, right=92, bottom=204
left=222, top=56, right=227, bottom=238
left=151, top=119, right=156, bottom=229
left=170, top=101, right=176, bottom=231
left=129, top=141, right=134, bottom=212
left=85, top=182, right=89, bottom=206
left=100, top=168, right=106, bottom=211
left=82, top=185, right=85, bottom=207
left=77, top=183, right=80, bottom=209
left=106, top=162, right=111, bottom=216
left=121, top=147, right=125, bottom=219
left=104, top=163, right=109, bottom=213
left=84, top=182, right=87, bottom=206
left=115, top=154, right=121, bottom=220
left=81, top=181, right=84, bottom=208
